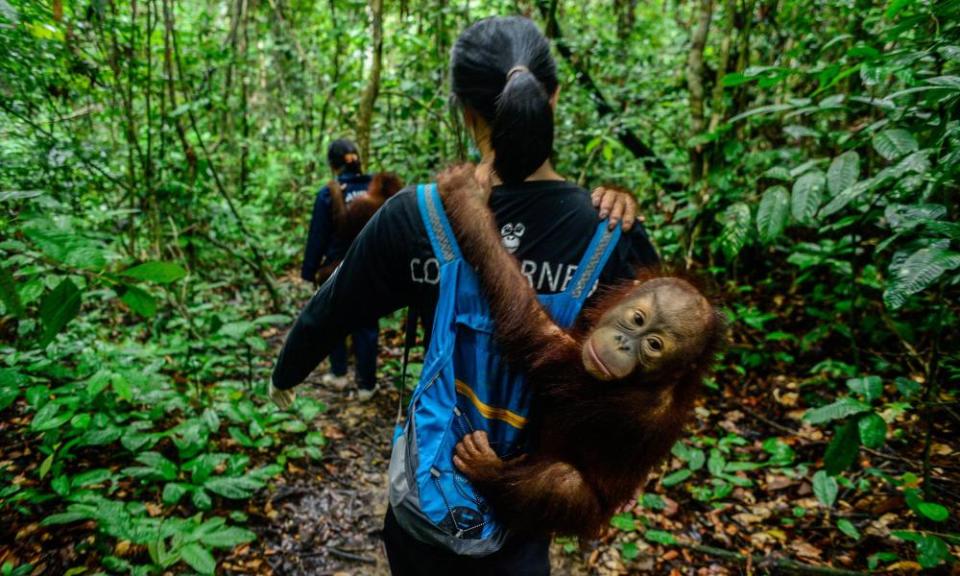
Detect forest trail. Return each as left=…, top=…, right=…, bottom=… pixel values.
left=239, top=367, right=395, bottom=575
left=232, top=334, right=591, bottom=576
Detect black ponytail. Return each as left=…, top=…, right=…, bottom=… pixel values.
left=327, top=138, right=362, bottom=173
left=492, top=68, right=554, bottom=184
left=451, top=17, right=558, bottom=184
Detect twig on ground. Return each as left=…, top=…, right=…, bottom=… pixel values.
left=328, top=547, right=377, bottom=564
left=738, top=403, right=803, bottom=436
left=678, top=542, right=867, bottom=576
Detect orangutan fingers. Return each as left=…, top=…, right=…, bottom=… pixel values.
left=597, top=189, right=617, bottom=219
left=462, top=432, right=479, bottom=455
left=455, top=442, right=471, bottom=460
left=621, top=198, right=638, bottom=231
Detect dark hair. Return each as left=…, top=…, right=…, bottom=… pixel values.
left=327, top=138, right=362, bottom=173
left=451, top=17, right=558, bottom=184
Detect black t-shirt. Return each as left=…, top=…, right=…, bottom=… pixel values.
left=272, top=180, right=659, bottom=390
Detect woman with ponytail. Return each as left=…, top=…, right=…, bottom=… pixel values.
left=274, top=17, right=658, bottom=574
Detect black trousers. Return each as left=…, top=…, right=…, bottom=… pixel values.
left=382, top=507, right=550, bottom=576
left=328, top=319, right=379, bottom=390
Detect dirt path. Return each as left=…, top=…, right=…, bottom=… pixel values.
left=244, top=367, right=591, bottom=576
left=250, top=371, right=395, bottom=575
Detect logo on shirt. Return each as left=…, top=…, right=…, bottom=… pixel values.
left=500, top=223, right=525, bottom=254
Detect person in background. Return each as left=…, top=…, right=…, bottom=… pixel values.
left=301, top=138, right=380, bottom=401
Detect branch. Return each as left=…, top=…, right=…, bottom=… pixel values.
left=534, top=0, right=682, bottom=191
left=0, top=101, right=133, bottom=194
left=166, top=1, right=283, bottom=310
left=677, top=542, right=869, bottom=576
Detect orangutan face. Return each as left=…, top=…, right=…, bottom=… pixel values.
left=581, top=278, right=712, bottom=381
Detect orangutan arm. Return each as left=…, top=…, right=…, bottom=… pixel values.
left=453, top=431, right=605, bottom=538
left=328, top=179, right=348, bottom=237
left=436, top=165, right=578, bottom=372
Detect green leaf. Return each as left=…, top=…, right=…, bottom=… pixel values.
left=640, top=493, right=665, bottom=510
left=199, top=526, right=257, bottom=548
left=687, top=449, right=705, bottom=471
left=812, top=470, right=838, bottom=507
left=895, top=377, right=921, bottom=398
left=121, top=285, right=157, bottom=317
left=885, top=203, right=947, bottom=232
left=791, top=170, right=825, bottom=225
left=643, top=530, right=677, bottom=545
left=762, top=438, right=795, bottom=466
left=826, top=151, right=860, bottom=196
left=179, top=543, right=216, bottom=575
left=661, top=469, right=692, bottom=487
left=0, top=388, right=18, bottom=412
left=916, top=502, right=949, bottom=522
left=707, top=449, right=726, bottom=477
left=203, top=476, right=263, bottom=499
left=38, top=278, right=82, bottom=347
left=39, top=453, right=54, bottom=480
left=51, top=475, right=70, bottom=496
left=136, top=452, right=178, bottom=481
left=916, top=535, right=950, bottom=568
left=764, top=166, right=791, bottom=181
left=837, top=518, right=861, bottom=540
left=162, top=483, right=189, bottom=505
left=719, top=202, right=751, bottom=260
left=819, top=177, right=874, bottom=218
left=72, top=468, right=112, bottom=487
left=885, top=0, right=914, bottom=19
left=825, top=420, right=860, bottom=475
left=868, top=552, right=898, bottom=570
left=620, top=541, right=639, bottom=561
left=884, top=247, right=960, bottom=309
left=0, top=264, right=24, bottom=318
left=857, top=414, right=887, bottom=449
left=112, top=374, right=132, bottom=402
left=41, top=511, right=91, bottom=526
left=79, top=425, right=122, bottom=447
left=31, top=401, right=73, bottom=432
left=609, top=512, right=637, bottom=532
left=846, top=376, right=883, bottom=402
left=873, top=129, right=918, bottom=161
left=803, top=397, right=870, bottom=424
left=756, top=186, right=790, bottom=243
left=121, top=261, right=187, bottom=284
left=192, top=489, right=213, bottom=510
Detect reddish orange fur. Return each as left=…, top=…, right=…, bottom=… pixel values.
left=436, top=165, right=726, bottom=538
left=315, top=172, right=404, bottom=285
left=333, top=172, right=404, bottom=241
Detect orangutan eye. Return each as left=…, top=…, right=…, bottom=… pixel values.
left=647, top=337, right=663, bottom=352
left=633, top=311, right=645, bottom=326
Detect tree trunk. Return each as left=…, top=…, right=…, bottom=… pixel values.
left=686, top=0, right=713, bottom=184
left=707, top=0, right=734, bottom=134
left=614, top=0, right=637, bottom=41
left=536, top=0, right=682, bottom=191
left=356, top=0, right=384, bottom=165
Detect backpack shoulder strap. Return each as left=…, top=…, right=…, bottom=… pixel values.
left=395, top=306, right=419, bottom=427
left=565, top=222, right=623, bottom=304
left=416, top=183, right=462, bottom=263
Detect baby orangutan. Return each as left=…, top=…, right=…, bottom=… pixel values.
left=435, top=164, right=725, bottom=538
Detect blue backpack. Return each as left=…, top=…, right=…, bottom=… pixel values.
left=388, top=183, right=622, bottom=556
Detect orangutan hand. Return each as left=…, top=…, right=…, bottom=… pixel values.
left=591, top=185, right=643, bottom=231
left=437, top=163, right=492, bottom=205
left=268, top=381, right=296, bottom=410
left=453, top=431, right=504, bottom=482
